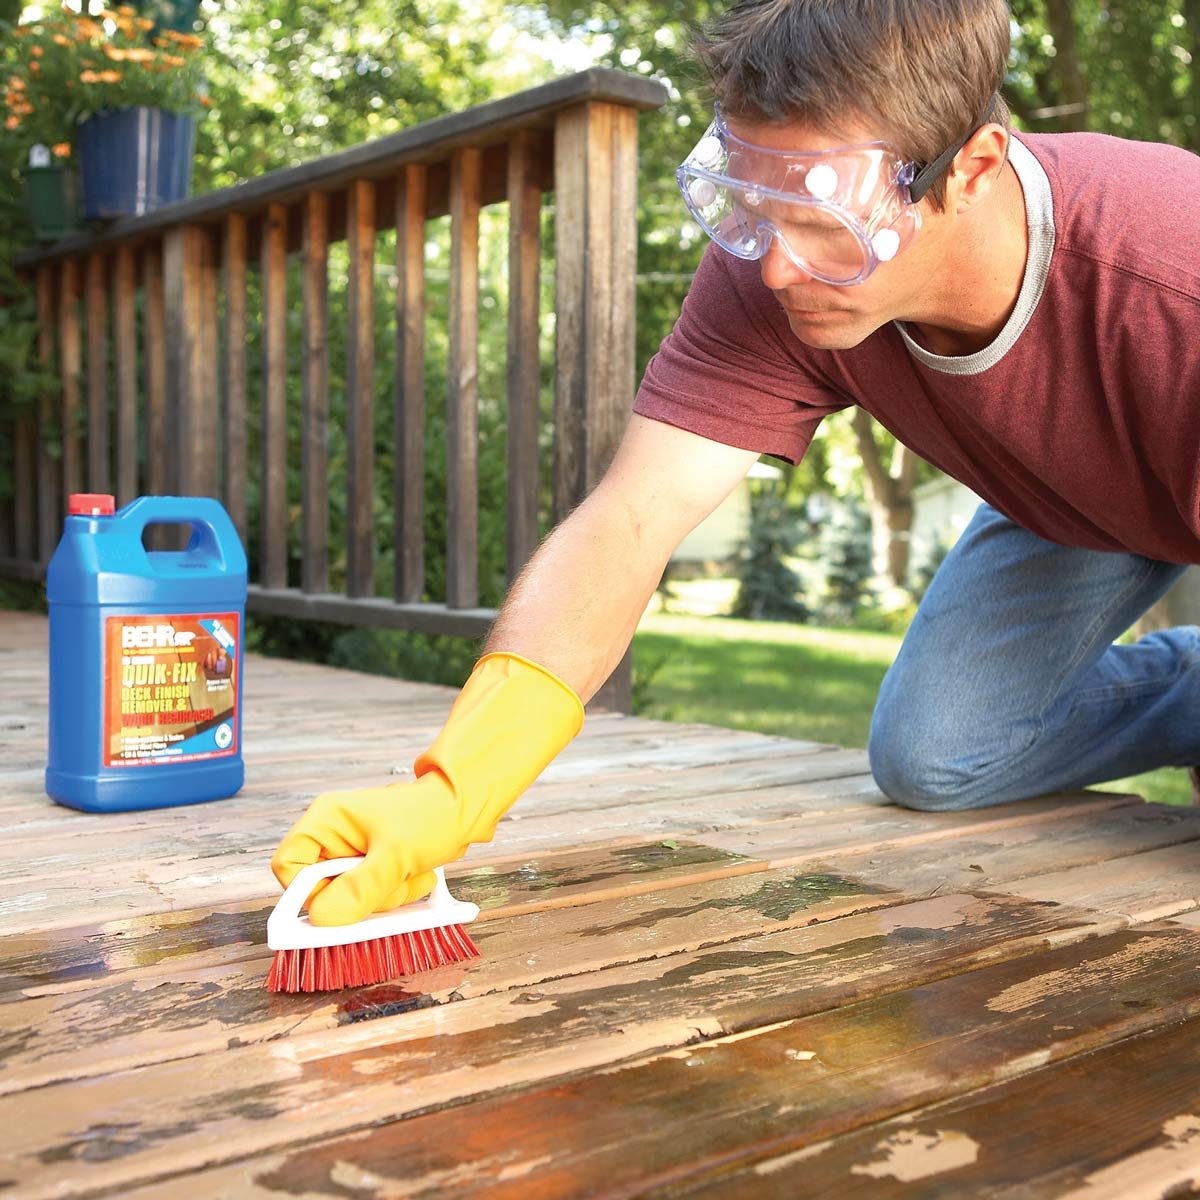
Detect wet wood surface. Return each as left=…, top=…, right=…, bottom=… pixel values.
left=2, top=609, right=1199, bottom=1199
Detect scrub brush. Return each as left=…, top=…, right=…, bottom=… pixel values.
left=266, top=857, right=481, bottom=993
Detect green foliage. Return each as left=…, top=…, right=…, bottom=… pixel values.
left=910, top=533, right=952, bottom=605
left=731, top=480, right=809, bottom=622
left=818, top=499, right=875, bottom=626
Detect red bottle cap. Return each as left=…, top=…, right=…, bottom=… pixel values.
left=68, top=493, right=116, bottom=516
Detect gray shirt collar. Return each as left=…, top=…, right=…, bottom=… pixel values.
left=894, top=135, right=1056, bottom=375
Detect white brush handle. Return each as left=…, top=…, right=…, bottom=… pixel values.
left=267, top=857, right=479, bottom=952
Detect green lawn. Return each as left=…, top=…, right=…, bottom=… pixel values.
left=632, top=609, right=1191, bottom=807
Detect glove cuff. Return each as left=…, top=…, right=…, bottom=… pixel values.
left=413, top=651, right=585, bottom=842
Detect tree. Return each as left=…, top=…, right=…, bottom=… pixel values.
left=731, top=479, right=808, bottom=622
left=850, top=408, right=918, bottom=588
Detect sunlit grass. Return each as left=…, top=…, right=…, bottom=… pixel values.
left=632, top=610, right=1191, bottom=807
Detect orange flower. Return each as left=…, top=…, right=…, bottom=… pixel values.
left=29, top=61, right=41, bottom=74
left=52, top=142, right=72, bottom=158
left=137, top=17, right=154, bottom=30
left=10, top=78, right=25, bottom=91
left=4, top=115, right=20, bottom=130
left=198, top=94, right=212, bottom=107
left=103, top=46, right=127, bottom=60
left=30, top=45, right=44, bottom=57
left=160, top=53, right=185, bottom=66
left=161, top=29, right=203, bottom=48
left=53, top=33, right=72, bottom=46
left=117, top=4, right=137, bottom=14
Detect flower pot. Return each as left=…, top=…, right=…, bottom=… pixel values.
left=136, top=0, right=202, bottom=33
left=77, top=106, right=195, bottom=220
left=22, top=163, right=81, bottom=242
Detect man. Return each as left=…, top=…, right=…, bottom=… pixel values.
left=273, top=0, right=1200, bottom=925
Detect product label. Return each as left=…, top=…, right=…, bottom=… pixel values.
left=103, top=613, right=239, bottom=767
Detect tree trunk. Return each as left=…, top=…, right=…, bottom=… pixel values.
left=1042, top=0, right=1090, bottom=132
left=851, top=409, right=917, bottom=589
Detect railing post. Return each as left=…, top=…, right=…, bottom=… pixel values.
left=259, top=203, right=289, bottom=589
left=113, top=245, right=138, bottom=506
left=447, top=149, right=481, bottom=610
left=394, top=164, right=427, bottom=605
left=222, top=213, right=249, bottom=543
left=506, top=130, right=542, bottom=584
left=553, top=100, right=639, bottom=711
left=163, top=225, right=219, bottom=498
left=36, top=265, right=60, bottom=564
left=141, top=245, right=167, bottom=500
left=345, top=180, right=376, bottom=599
left=58, top=258, right=82, bottom=501
left=85, top=250, right=109, bottom=494
left=301, top=194, right=329, bottom=595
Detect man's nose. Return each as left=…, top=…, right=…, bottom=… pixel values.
left=758, top=235, right=814, bottom=290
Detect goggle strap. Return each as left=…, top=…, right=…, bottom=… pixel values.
left=907, top=93, right=1000, bottom=203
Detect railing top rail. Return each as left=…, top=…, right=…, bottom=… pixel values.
left=17, top=67, right=668, bottom=267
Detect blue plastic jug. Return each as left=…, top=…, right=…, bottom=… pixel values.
left=45, top=494, right=248, bottom=813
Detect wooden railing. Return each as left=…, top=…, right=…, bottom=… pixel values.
left=0, top=69, right=667, bottom=710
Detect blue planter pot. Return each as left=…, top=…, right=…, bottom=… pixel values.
left=77, top=107, right=196, bottom=220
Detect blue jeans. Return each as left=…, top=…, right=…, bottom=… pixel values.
left=869, top=502, right=1200, bottom=811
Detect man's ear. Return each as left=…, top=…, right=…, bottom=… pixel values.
left=948, top=125, right=1010, bottom=214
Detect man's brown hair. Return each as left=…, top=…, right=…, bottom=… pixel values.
left=694, top=0, right=1012, bottom=209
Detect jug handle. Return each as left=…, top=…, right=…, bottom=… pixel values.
left=119, top=496, right=237, bottom=565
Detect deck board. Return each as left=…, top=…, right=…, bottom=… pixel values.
left=2, top=608, right=1198, bottom=1198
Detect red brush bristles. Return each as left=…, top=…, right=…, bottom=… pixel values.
left=265, top=922, right=481, bottom=993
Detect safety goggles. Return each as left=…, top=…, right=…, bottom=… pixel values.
left=677, top=103, right=991, bottom=285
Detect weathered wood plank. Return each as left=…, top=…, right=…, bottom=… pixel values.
left=394, top=163, right=427, bottom=603
left=691, top=1012, right=1200, bottom=1198
left=222, top=212, right=249, bottom=542
left=1006, top=839, right=1200, bottom=923
left=447, top=147, right=481, bottom=609
left=346, top=179, right=376, bottom=598
left=112, top=243, right=138, bottom=506
left=259, top=202, right=289, bottom=588
left=300, top=191, right=330, bottom=594
left=7, top=922, right=1199, bottom=1200
left=0, top=781, right=1155, bottom=942
left=0, top=889, right=1111, bottom=1101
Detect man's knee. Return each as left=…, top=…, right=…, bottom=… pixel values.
left=867, top=704, right=1017, bottom=813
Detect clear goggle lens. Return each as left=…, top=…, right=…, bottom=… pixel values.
left=677, top=119, right=920, bottom=286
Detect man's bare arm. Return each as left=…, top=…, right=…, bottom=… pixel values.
left=484, top=413, right=760, bottom=702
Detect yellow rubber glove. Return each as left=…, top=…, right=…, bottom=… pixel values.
left=270, top=651, right=585, bottom=925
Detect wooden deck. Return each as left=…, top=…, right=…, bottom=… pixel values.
left=4, top=607, right=1200, bottom=1198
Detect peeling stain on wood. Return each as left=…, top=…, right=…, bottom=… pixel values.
left=849, top=1128, right=980, bottom=1182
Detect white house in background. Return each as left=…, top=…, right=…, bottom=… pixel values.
left=671, top=461, right=783, bottom=565
left=909, top=473, right=984, bottom=570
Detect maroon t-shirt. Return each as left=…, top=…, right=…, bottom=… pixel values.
left=634, top=131, right=1200, bottom=562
